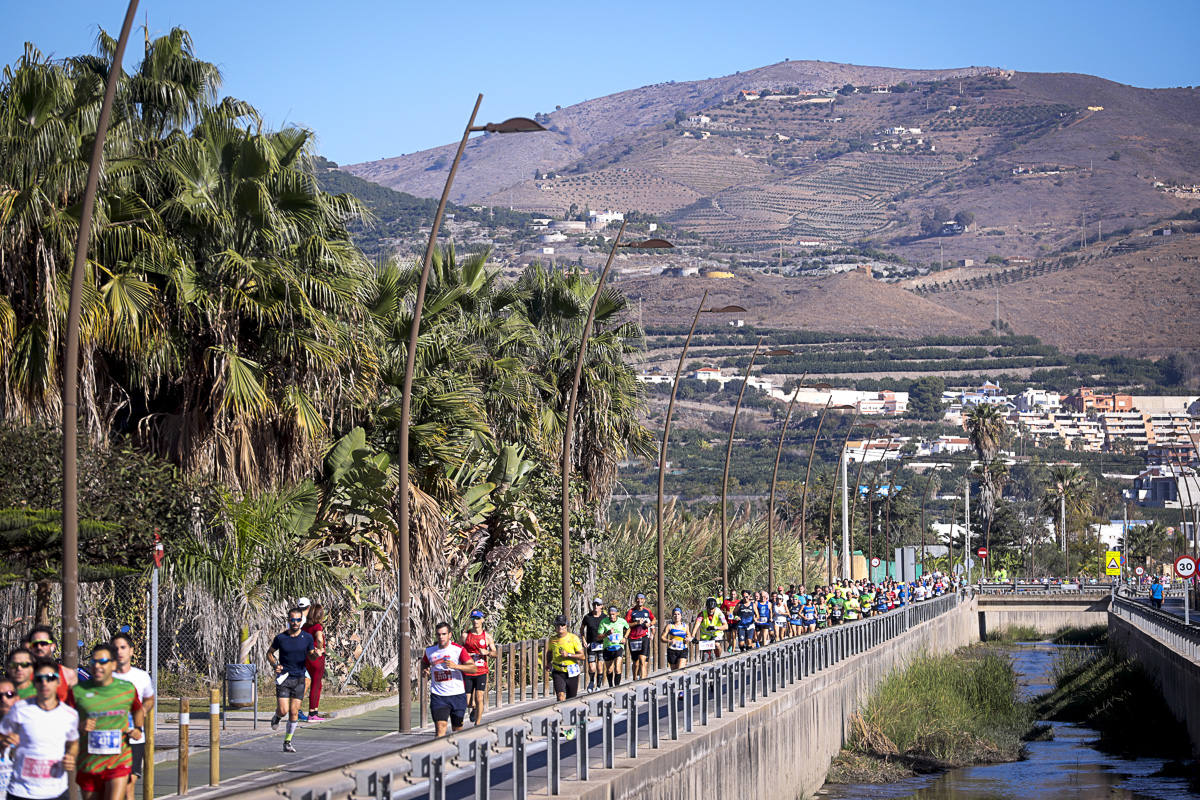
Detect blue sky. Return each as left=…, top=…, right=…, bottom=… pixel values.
left=5, top=1, right=1198, bottom=165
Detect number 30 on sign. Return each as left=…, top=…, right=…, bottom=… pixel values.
left=1175, top=556, right=1197, bottom=580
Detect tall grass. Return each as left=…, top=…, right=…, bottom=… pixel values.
left=851, top=650, right=1031, bottom=765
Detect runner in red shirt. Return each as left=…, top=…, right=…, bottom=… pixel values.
left=461, top=611, right=496, bottom=726
left=625, top=594, right=656, bottom=680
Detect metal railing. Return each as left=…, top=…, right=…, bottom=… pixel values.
left=1110, top=593, right=1200, bottom=663
left=976, top=582, right=1115, bottom=595
left=268, top=593, right=963, bottom=800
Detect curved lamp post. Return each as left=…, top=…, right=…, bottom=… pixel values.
left=799, top=397, right=834, bottom=587
left=846, top=423, right=878, bottom=569
left=866, top=438, right=896, bottom=574
left=62, top=0, right=141, bottom=674
left=766, top=373, right=809, bottom=589
left=719, top=341, right=792, bottom=595
left=562, top=227, right=673, bottom=618
left=883, top=449, right=906, bottom=576
left=655, top=291, right=742, bottom=652
left=398, top=96, right=545, bottom=731
left=919, top=464, right=941, bottom=576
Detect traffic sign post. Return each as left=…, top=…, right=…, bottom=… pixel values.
left=1134, top=565, right=1145, bottom=577
left=1175, top=556, right=1197, bottom=625
left=976, top=547, right=988, bottom=559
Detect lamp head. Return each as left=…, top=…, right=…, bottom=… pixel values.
left=481, top=117, right=547, bottom=134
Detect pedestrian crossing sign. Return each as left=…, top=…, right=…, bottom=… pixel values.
left=1105, top=551, right=1121, bottom=576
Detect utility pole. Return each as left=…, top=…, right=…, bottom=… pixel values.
left=965, top=481, right=972, bottom=583
left=841, top=447, right=851, bottom=580
left=1060, top=493, right=1066, bottom=555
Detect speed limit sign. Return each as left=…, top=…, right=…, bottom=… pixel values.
left=1175, top=556, right=1197, bottom=580
left=1134, top=566, right=1145, bottom=577
left=870, top=557, right=881, bottom=567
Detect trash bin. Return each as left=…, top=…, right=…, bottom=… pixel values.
left=225, top=663, right=257, bottom=709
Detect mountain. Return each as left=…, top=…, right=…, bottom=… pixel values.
left=344, top=60, right=1200, bottom=264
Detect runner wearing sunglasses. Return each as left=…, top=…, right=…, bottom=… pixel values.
left=1, top=659, right=79, bottom=800
left=73, top=643, right=143, bottom=800
left=267, top=608, right=318, bottom=753
left=6, top=649, right=35, bottom=701
left=26, top=628, right=77, bottom=705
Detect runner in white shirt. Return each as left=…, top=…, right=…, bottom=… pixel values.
left=111, top=633, right=154, bottom=800
left=420, top=623, right=478, bottom=737
left=0, top=677, right=18, bottom=797
left=0, top=658, right=79, bottom=800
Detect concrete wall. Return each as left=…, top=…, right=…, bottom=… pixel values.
left=1108, top=612, right=1200, bottom=758
left=976, top=594, right=1110, bottom=638
left=560, top=598, right=979, bottom=800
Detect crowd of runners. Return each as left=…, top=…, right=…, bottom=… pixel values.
left=422, top=573, right=962, bottom=737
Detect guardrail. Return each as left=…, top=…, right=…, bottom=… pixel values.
left=976, top=583, right=1115, bottom=595
left=1110, top=593, right=1200, bottom=662
left=265, top=593, right=963, bottom=800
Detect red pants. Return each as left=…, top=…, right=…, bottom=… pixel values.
left=307, top=660, right=324, bottom=710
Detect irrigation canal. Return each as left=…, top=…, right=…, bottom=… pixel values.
left=816, top=643, right=1199, bottom=800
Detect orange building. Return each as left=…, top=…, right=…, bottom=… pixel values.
left=1063, top=387, right=1134, bottom=414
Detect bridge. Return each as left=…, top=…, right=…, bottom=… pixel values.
left=160, top=588, right=1199, bottom=800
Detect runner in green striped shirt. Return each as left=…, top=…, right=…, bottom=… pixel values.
left=72, top=643, right=144, bottom=800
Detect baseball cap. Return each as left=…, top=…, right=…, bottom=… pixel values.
left=297, top=597, right=311, bottom=609
left=470, top=610, right=484, bottom=619
left=636, top=593, right=646, bottom=600
left=592, top=598, right=604, bottom=606
left=608, top=605, right=619, bottom=613
left=553, top=614, right=569, bottom=627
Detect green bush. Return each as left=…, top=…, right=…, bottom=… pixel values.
left=355, top=665, right=388, bottom=693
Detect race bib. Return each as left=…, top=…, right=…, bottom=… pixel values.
left=607, top=632, right=621, bottom=644
left=20, top=756, right=58, bottom=779
left=472, top=655, right=486, bottom=666
left=88, top=729, right=123, bottom=755
left=565, top=663, right=581, bottom=678
left=698, top=640, right=716, bottom=651
left=589, top=642, right=603, bottom=652
left=668, top=640, right=686, bottom=651
left=433, top=669, right=453, bottom=682
left=629, top=639, right=644, bottom=653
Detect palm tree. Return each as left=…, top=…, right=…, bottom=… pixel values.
left=1038, top=464, right=1094, bottom=575
left=965, top=404, right=1008, bottom=524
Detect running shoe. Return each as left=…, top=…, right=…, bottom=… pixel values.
left=270, top=712, right=281, bottom=730
left=307, top=714, right=327, bottom=722
left=283, top=740, right=297, bottom=753
left=561, top=728, right=577, bottom=741
left=297, top=711, right=309, bottom=722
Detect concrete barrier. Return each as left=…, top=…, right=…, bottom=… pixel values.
left=556, top=597, right=978, bottom=800
left=976, top=593, right=1110, bottom=638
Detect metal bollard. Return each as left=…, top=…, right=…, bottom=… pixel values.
left=467, top=739, right=490, bottom=800
left=512, top=727, right=528, bottom=800
left=699, top=671, right=709, bottom=726
left=144, top=703, right=156, bottom=800
left=602, top=699, right=615, bottom=769
left=541, top=717, right=560, bottom=795
left=429, top=752, right=446, bottom=800
left=208, top=686, right=220, bottom=786
left=622, top=692, right=638, bottom=758
left=646, top=685, right=659, bottom=749
left=568, top=707, right=589, bottom=782
left=666, top=680, right=679, bottom=740
left=177, top=698, right=189, bottom=797
left=682, top=675, right=693, bottom=733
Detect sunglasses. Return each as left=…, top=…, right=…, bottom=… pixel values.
left=91, top=657, right=113, bottom=666
left=30, top=640, right=52, bottom=647
left=289, top=618, right=303, bottom=623
left=0, top=691, right=14, bottom=699
left=8, top=662, right=32, bottom=669
left=33, top=674, right=59, bottom=684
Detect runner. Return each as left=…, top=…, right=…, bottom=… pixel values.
left=787, top=592, right=804, bottom=638
left=7, top=649, right=34, bottom=701
left=827, top=591, right=845, bottom=626
left=420, top=622, right=478, bottom=738
left=110, top=633, right=154, bottom=800
left=0, top=676, right=16, bottom=797
left=802, top=594, right=817, bottom=634
left=754, top=591, right=772, bottom=647
left=301, top=603, right=327, bottom=722
left=815, top=592, right=829, bottom=629
left=73, top=643, right=143, bottom=800
left=661, top=608, right=690, bottom=670
left=1149, top=577, right=1164, bottom=610
left=845, top=590, right=861, bottom=623
left=26, top=628, right=76, bottom=703
left=462, top=610, right=496, bottom=724
left=721, top=594, right=739, bottom=652
left=689, top=597, right=726, bottom=661
left=267, top=608, right=318, bottom=752
left=579, top=599, right=606, bottom=692
left=772, top=593, right=789, bottom=643
left=598, top=607, right=630, bottom=687
left=625, top=594, right=656, bottom=680
left=295, top=597, right=312, bottom=721
left=1, top=658, right=79, bottom=800
left=734, top=591, right=756, bottom=652
left=544, top=615, right=585, bottom=701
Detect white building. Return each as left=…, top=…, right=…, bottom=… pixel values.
left=1016, top=388, right=1061, bottom=413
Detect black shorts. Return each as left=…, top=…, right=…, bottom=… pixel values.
left=586, top=645, right=604, bottom=663
left=130, top=741, right=145, bottom=777
left=551, top=671, right=580, bottom=698
left=755, top=623, right=771, bottom=631
left=276, top=674, right=305, bottom=699
left=463, top=673, right=487, bottom=693
left=666, top=648, right=687, bottom=665
left=736, top=626, right=754, bottom=643
left=430, top=693, right=467, bottom=726
left=602, top=649, right=622, bottom=662
left=627, top=639, right=649, bottom=660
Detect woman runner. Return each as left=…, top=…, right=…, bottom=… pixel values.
left=661, top=609, right=691, bottom=670
left=462, top=611, right=496, bottom=725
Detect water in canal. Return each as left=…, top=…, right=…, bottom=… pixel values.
left=817, top=644, right=1199, bottom=800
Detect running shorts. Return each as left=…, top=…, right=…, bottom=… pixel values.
left=76, top=766, right=132, bottom=791
left=602, top=649, right=622, bottom=662
left=276, top=674, right=305, bottom=699
left=627, top=638, right=649, bottom=659
left=551, top=671, right=580, bottom=698
left=463, top=673, right=487, bottom=693
left=430, top=693, right=467, bottom=726
left=666, top=648, right=686, bottom=666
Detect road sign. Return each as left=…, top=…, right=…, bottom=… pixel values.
left=870, top=557, right=881, bottom=567
left=1174, top=555, right=1197, bottom=580
left=1134, top=566, right=1145, bottom=577
left=1105, top=550, right=1121, bottom=576
left=976, top=547, right=988, bottom=559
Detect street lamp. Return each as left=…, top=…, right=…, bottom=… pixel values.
left=562, top=226, right=672, bottom=618
left=825, top=406, right=860, bottom=583
left=397, top=95, right=545, bottom=731
left=62, top=0, right=140, bottom=675
left=799, top=396, right=834, bottom=588
left=846, top=423, right=878, bottom=569
left=864, top=438, right=896, bottom=574
left=720, top=341, right=792, bottom=596
left=655, top=291, right=741, bottom=656
left=920, top=464, right=942, bottom=577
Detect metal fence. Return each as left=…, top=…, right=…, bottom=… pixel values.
left=1110, top=593, right=1200, bottom=662
left=250, top=593, right=964, bottom=800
